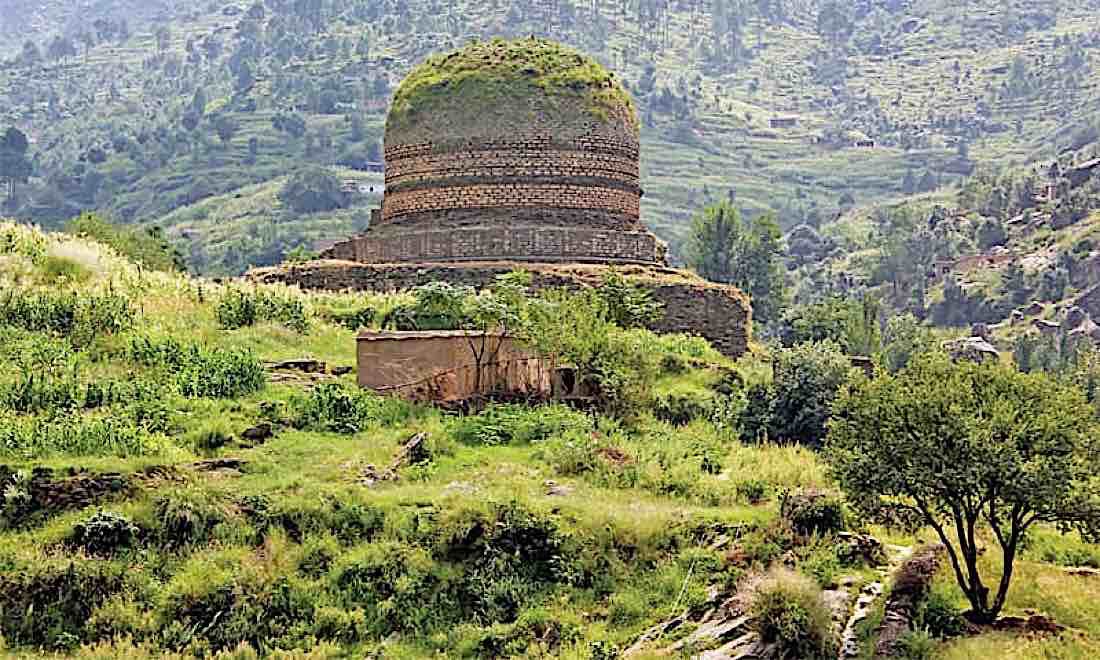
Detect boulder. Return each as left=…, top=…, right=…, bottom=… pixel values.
left=836, top=532, right=886, bottom=566
left=1025, top=301, right=1046, bottom=316
left=970, top=323, right=991, bottom=340
left=1032, top=318, right=1061, bottom=335
left=943, top=337, right=999, bottom=363
left=1064, top=306, right=1088, bottom=330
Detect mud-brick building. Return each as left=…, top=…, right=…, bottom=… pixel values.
left=254, top=38, right=752, bottom=357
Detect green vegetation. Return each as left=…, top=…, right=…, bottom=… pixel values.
left=388, top=37, right=637, bottom=135
left=0, top=222, right=1098, bottom=658
left=828, top=355, right=1100, bottom=623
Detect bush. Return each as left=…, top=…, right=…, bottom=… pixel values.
left=439, top=500, right=574, bottom=624
left=290, top=382, right=410, bottom=433
left=741, top=341, right=853, bottom=447
left=333, top=541, right=457, bottom=635
left=0, top=288, right=133, bottom=347
left=152, top=488, right=229, bottom=548
left=189, top=419, right=234, bottom=452
left=0, top=412, right=152, bottom=458
left=320, top=305, right=376, bottom=331
left=216, top=287, right=310, bottom=333
left=450, top=404, right=591, bottom=446
left=0, top=560, right=129, bottom=649
left=748, top=569, right=837, bottom=660
left=780, top=489, right=846, bottom=537
left=69, top=511, right=139, bottom=556
left=595, top=270, right=663, bottom=329
left=653, top=389, right=715, bottom=426
left=128, top=335, right=266, bottom=398
left=914, top=584, right=965, bottom=639
left=160, top=553, right=316, bottom=652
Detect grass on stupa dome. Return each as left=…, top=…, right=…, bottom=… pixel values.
left=387, top=37, right=638, bottom=134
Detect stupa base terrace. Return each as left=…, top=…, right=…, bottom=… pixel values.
left=248, top=260, right=752, bottom=359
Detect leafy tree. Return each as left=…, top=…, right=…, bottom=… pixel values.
left=976, top=219, right=1007, bottom=250
left=780, top=296, right=881, bottom=356
left=686, top=201, right=787, bottom=323
left=0, top=128, right=33, bottom=202
left=213, top=116, right=239, bottom=148
left=881, top=314, right=936, bottom=373
left=742, top=341, right=853, bottom=447
left=47, top=36, right=77, bottom=62
left=828, top=356, right=1100, bottom=624
left=278, top=167, right=346, bottom=214
left=155, top=26, right=172, bottom=54
left=1001, top=261, right=1030, bottom=307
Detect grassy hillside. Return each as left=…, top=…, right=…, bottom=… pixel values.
left=0, top=222, right=1099, bottom=658
left=4, top=1, right=1100, bottom=272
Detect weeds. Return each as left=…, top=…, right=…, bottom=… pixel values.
left=128, top=335, right=266, bottom=398
left=216, top=287, right=310, bottom=333
left=0, top=288, right=133, bottom=347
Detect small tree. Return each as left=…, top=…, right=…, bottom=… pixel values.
left=742, top=340, right=854, bottom=447
left=278, top=166, right=346, bottom=214
left=686, top=201, right=787, bottom=323
left=827, top=356, right=1100, bottom=624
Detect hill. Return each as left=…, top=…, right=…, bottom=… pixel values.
left=4, top=1, right=1100, bottom=273
left=1, top=221, right=1100, bottom=658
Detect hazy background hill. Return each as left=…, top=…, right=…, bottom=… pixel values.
left=3, top=0, right=1100, bottom=278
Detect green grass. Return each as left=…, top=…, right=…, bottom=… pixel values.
left=3, top=223, right=1100, bottom=657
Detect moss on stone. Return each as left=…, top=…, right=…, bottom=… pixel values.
left=387, top=37, right=637, bottom=139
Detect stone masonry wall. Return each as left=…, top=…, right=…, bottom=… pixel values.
left=250, top=261, right=752, bottom=358
left=323, top=226, right=662, bottom=264
left=382, top=136, right=642, bottom=231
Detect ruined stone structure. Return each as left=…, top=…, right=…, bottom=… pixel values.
left=324, top=38, right=664, bottom=266
left=273, top=38, right=752, bottom=357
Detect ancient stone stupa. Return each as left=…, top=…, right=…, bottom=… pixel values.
left=257, top=37, right=752, bottom=356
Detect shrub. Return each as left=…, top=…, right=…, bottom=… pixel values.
left=0, top=560, right=129, bottom=649
left=66, top=212, right=185, bottom=272
left=450, top=404, right=591, bottom=446
left=216, top=287, right=310, bottom=333
left=0, top=222, right=47, bottom=262
left=333, top=541, right=457, bottom=635
left=152, top=488, right=229, bottom=548
left=320, top=305, right=376, bottom=331
left=69, top=511, right=139, bottom=556
left=189, top=419, right=234, bottom=452
left=0, top=288, right=133, bottom=347
left=742, top=341, right=853, bottom=447
left=780, top=489, right=846, bottom=537
left=160, top=554, right=316, bottom=652
left=748, top=568, right=837, bottom=660
left=653, top=389, right=715, bottom=426
left=596, top=270, right=663, bottom=329
left=0, top=412, right=152, bottom=459
left=914, top=585, right=965, bottom=639
left=445, top=500, right=574, bottom=623
left=736, top=479, right=769, bottom=504
left=128, top=335, right=266, bottom=398
left=290, top=382, right=410, bottom=433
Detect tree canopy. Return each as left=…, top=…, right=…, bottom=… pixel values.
left=686, top=200, right=787, bottom=323
left=827, top=356, right=1100, bottom=623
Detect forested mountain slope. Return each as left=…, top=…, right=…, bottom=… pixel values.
left=3, top=0, right=1100, bottom=274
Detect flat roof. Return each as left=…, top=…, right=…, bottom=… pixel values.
left=357, top=330, right=505, bottom=341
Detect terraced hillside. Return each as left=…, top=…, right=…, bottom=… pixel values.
left=2, top=1, right=1100, bottom=273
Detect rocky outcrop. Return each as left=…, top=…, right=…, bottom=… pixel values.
left=872, top=544, right=946, bottom=658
